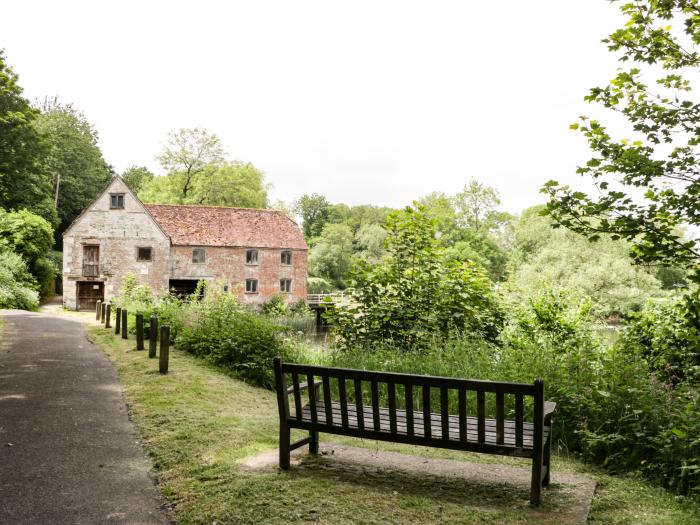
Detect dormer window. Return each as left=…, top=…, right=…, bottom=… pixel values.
left=110, top=193, right=125, bottom=209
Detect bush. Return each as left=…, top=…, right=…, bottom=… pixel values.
left=617, top=292, right=700, bottom=384
left=0, top=249, right=39, bottom=309
left=176, top=291, right=286, bottom=387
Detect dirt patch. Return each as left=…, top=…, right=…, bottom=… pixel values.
left=243, top=443, right=596, bottom=524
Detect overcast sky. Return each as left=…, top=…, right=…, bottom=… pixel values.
left=3, top=1, right=626, bottom=214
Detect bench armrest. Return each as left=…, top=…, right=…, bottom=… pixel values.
left=544, top=401, right=557, bottom=425
left=286, top=380, right=323, bottom=395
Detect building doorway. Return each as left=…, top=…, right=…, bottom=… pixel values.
left=77, top=281, right=104, bottom=311
left=168, top=279, right=201, bottom=299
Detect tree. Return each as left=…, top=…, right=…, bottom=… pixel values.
left=156, top=128, right=225, bottom=199
left=307, top=223, right=354, bottom=286
left=354, top=223, right=388, bottom=264
left=0, top=51, right=55, bottom=224
left=453, top=179, right=511, bottom=234
left=0, top=209, right=55, bottom=294
left=327, top=204, right=503, bottom=349
left=542, top=1, right=700, bottom=282
left=190, top=162, right=268, bottom=208
left=34, top=100, right=112, bottom=235
left=294, top=193, right=330, bottom=239
left=511, top=206, right=665, bottom=318
left=122, top=165, right=154, bottom=194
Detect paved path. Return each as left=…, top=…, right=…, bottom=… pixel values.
left=0, top=310, right=170, bottom=524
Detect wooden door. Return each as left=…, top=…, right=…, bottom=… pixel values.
left=83, top=245, right=99, bottom=277
left=77, top=282, right=103, bottom=311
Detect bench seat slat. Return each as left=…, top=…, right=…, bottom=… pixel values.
left=290, top=401, right=548, bottom=452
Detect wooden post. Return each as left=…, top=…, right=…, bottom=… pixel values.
left=115, top=307, right=121, bottom=335
left=148, top=316, right=158, bottom=358
left=159, top=325, right=170, bottom=374
left=101, top=302, right=106, bottom=324
left=95, top=300, right=101, bottom=321
left=105, top=304, right=111, bottom=328
left=135, top=314, right=144, bottom=350
left=121, top=308, right=128, bottom=339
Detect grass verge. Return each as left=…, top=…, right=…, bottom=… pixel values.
left=86, top=323, right=700, bottom=524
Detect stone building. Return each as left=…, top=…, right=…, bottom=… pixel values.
left=62, top=176, right=308, bottom=310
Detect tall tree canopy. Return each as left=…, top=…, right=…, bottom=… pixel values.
left=543, top=1, right=700, bottom=282
left=34, top=99, right=112, bottom=235
left=156, top=127, right=225, bottom=200
left=121, top=165, right=154, bottom=194
left=141, top=128, right=268, bottom=208
left=294, top=193, right=331, bottom=239
left=0, top=51, right=55, bottom=224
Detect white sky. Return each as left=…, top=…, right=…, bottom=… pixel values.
left=3, top=0, right=626, bottom=214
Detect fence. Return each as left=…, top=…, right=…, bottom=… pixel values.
left=97, top=301, right=170, bottom=374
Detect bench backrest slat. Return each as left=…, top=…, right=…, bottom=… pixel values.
left=515, top=394, right=524, bottom=447
left=440, top=386, right=450, bottom=441
left=307, top=373, right=318, bottom=423
left=371, top=381, right=381, bottom=432
left=477, top=390, right=486, bottom=443
left=422, top=386, right=431, bottom=439
left=354, top=379, right=364, bottom=430
left=496, top=392, right=505, bottom=445
left=388, top=382, right=397, bottom=434
left=458, top=388, right=467, bottom=442
left=338, top=377, right=349, bottom=427
left=322, top=375, right=333, bottom=425
left=292, top=372, right=303, bottom=421
left=405, top=384, right=414, bottom=437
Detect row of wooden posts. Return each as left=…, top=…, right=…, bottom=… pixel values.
left=95, top=299, right=170, bottom=374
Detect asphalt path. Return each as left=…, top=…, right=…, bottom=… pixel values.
left=0, top=310, right=170, bottom=524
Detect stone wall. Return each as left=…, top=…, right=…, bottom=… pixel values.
left=170, top=246, right=307, bottom=306
left=62, top=178, right=171, bottom=309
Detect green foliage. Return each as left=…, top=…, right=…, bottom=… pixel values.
left=511, top=206, right=666, bottom=318
left=121, top=165, right=154, bottom=194
left=140, top=128, right=267, bottom=208
left=0, top=51, right=56, bottom=225
left=542, top=1, right=700, bottom=282
left=294, top=193, right=330, bottom=238
left=0, top=249, right=39, bottom=309
left=618, top=293, right=700, bottom=384
left=353, top=223, right=387, bottom=264
left=176, top=291, right=285, bottom=388
left=34, top=99, right=112, bottom=236
left=307, top=223, right=354, bottom=286
left=189, top=162, right=268, bottom=208
left=0, top=208, right=56, bottom=294
left=328, top=204, right=504, bottom=349
left=307, top=276, right=335, bottom=293
left=261, top=294, right=290, bottom=316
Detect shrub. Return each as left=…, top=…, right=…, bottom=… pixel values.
left=0, top=249, right=39, bottom=309
left=261, top=294, right=289, bottom=316
left=328, top=204, right=504, bottom=350
left=176, top=291, right=285, bottom=387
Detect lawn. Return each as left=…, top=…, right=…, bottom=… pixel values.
left=86, top=322, right=700, bottom=525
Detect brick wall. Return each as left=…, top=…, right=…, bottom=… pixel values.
left=170, top=245, right=307, bottom=306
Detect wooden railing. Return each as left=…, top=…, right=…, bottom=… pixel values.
left=306, top=292, right=344, bottom=306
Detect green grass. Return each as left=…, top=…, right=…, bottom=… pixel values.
left=86, top=322, right=700, bottom=524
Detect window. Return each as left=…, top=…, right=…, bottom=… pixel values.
left=245, top=278, right=258, bottom=293
left=280, top=278, right=291, bottom=293
left=137, top=247, right=152, bottom=262
left=110, top=193, right=125, bottom=209
left=246, top=250, right=258, bottom=265
left=192, top=248, right=205, bottom=263
left=281, top=250, right=292, bottom=265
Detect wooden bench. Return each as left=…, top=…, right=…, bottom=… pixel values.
left=273, top=358, right=556, bottom=505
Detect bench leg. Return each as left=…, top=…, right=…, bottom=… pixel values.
left=530, top=446, right=543, bottom=505
left=309, top=430, right=319, bottom=454
left=279, top=425, right=291, bottom=470
left=543, top=435, right=551, bottom=487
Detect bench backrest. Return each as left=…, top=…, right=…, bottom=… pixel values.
left=274, top=358, right=544, bottom=448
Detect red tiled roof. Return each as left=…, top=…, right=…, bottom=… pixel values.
left=145, top=205, right=308, bottom=250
